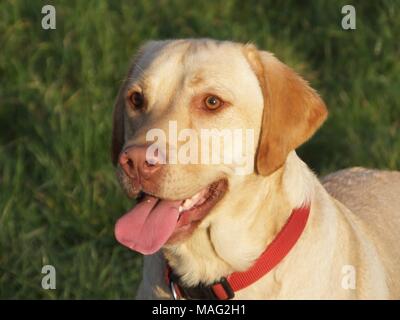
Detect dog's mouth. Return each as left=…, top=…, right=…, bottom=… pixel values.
left=114, top=179, right=227, bottom=255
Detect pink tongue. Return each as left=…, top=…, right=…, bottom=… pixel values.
left=114, top=195, right=182, bottom=255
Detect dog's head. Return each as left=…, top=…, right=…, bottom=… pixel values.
left=112, top=39, right=327, bottom=255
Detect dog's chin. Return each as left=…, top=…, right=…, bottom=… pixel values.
left=164, top=178, right=228, bottom=244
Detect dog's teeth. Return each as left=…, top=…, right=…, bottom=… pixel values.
left=182, top=199, right=193, bottom=210
left=197, top=197, right=207, bottom=206
left=179, top=189, right=208, bottom=214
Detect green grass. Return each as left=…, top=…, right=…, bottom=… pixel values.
left=0, top=0, right=399, bottom=299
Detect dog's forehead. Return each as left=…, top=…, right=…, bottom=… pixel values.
left=132, top=40, right=251, bottom=89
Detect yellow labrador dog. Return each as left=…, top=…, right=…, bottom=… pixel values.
left=112, top=39, right=400, bottom=299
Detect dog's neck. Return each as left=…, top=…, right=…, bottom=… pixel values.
left=163, top=152, right=315, bottom=286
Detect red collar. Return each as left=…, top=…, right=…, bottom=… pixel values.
left=165, top=204, right=311, bottom=300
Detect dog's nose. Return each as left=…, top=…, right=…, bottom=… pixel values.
left=119, top=145, right=162, bottom=179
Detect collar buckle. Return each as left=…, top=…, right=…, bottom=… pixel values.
left=169, top=279, right=180, bottom=300
left=168, top=272, right=235, bottom=300
left=216, top=277, right=235, bottom=299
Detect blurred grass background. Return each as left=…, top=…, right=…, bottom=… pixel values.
left=0, top=0, right=399, bottom=298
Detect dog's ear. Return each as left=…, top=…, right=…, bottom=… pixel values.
left=243, top=44, right=328, bottom=176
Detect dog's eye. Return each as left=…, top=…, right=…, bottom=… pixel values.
left=128, top=91, right=145, bottom=110
left=204, top=95, right=223, bottom=110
